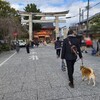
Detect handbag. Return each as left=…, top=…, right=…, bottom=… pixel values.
left=61, top=60, right=66, bottom=71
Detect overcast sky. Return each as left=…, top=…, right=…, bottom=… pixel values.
left=5, top=0, right=100, bottom=28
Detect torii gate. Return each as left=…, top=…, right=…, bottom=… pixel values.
left=19, top=10, right=69, bottom=41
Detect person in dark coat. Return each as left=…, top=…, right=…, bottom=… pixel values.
left=61, top=29, right=83, bottom=88
left=96, top=39, right=100, bottom=56
left=55, top=37, right=62, bottom=58
left=31, top=40, right=34, bottom=48
left=26, top=39, right=30, bottom=53
left=16, top=40, right=20, bottom=53
left=35, top=40, right=39, bottom=47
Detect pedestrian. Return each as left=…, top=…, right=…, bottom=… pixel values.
left=43, top=40, right=47, bottom=46
left=16, top=40, right=20, bottom=53
left=31, top=40, right=34, bottom=48
left=96, top=39, right=100, bottom=56
left=55, top=37, right=62, bottom=58
left=35, top=39, right=39, bottom=47
left=61, top=29, right=83, bottom=88
left=26, top=39, right=30, bottom=53
left=81, top=37, right=87, bottom=53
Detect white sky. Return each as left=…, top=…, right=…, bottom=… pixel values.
left=5, top=0, right=100, bottom=28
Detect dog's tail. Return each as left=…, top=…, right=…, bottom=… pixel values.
left=90, top=68, right=96, bottom=79
left=88, top=68, right=94, bottom=74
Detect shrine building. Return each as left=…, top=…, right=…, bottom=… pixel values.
left=33, top=23, right=55, bottom=43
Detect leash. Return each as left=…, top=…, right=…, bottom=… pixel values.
left=76, top=58, right=80, bottom=62
left=81, top=59, right=83, bottom=66
left=76, top=58, right=84, bottom=66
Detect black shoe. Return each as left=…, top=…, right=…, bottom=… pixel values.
left=85, top=51, right=88, bottom=53
left=62, top=68, right=66, bottom=71
left=57, top=55, right=59, bottom=58
left=68, top=82, right=74, bottom=88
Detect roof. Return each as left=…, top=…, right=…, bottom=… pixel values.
left=41, top=23, right=55, bottom=29
left=79, top=12, right=100, bottom=24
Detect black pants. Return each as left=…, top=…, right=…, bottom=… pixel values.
left=56, top=49, right=61, bottom=57
left=26, top=46, right=30, bottom=53
left=66, top=60, right=76, bottom=83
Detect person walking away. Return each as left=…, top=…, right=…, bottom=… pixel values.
left=16, top=40, right=20, bottom=53
left=55, top=37, right=62, bottom=58
left=81, top=37, right=87, bottom=53
left=31, top=40, right=34, bottom=48
left=35, top=39, right=39, bottom=47
left=26, top=39, right=30, bottom=53
left=61, top=29, right=83, bottom=88
left=81, top=35, right=89, bottom=53
left=43, top=40, right=47, bottom=46
left=96, top=39, right=100, bottom=56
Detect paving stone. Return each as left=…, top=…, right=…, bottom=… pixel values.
left=0, top=46, right=100, bottom=100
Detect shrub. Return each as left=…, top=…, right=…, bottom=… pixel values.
left=0, top=44, right=2, bottom=53
left=1, top=43, right=10, bottom=51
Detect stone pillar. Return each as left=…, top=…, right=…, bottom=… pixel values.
left=55, top=16, right=59, bottom=39
left=29, top=14, right=33, bottom=41
left=21, top=16, right=24, bottom=24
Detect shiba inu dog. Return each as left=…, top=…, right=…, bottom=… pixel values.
left=80, top=66, right=96, bottom=86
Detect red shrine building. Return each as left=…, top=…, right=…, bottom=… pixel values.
left=33, top=23, right=55, bottom=43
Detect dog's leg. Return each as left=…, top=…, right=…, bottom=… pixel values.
left=88, top=80, right=91, bottom=84
left=92, top=78, right=96, bottom=86
left=88, top=77, right=91, bottom=85
left=84, top=77, right=88, bottom=81
left=93, top=81, right=95, bottom=86
left=82, top=76, right=85, bottom=81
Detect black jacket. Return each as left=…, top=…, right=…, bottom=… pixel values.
left=61, top=35, right=82, bottom=60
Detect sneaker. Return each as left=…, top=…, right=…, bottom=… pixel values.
left=68, top=82, right=74, bottom=88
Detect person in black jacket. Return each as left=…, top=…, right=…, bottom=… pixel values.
left=55, top=37, right=62, bottom=58
left=96, top=39, right=100, bottom=56
left=26, top=39, right=30, bottom=53
left=16, top=40, right=20, bottom=53
left=61, top=29, right=83, bottom=88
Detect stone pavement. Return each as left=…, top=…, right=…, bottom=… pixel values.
left=0, top=45, right=100, bottom=100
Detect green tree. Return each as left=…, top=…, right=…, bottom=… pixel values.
left=24, top=3, right=42, bottom=31
left=90, top=14, right=100, bottom=34
left=24, top=3, right=40, bottom=13
left=0, top=0, right=17, bottom=17
left=0, top=0, right=28, bottom=44
left=0, top=0, right=29, bottom=51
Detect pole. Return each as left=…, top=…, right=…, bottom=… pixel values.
left=86, top=0, right=89, bottom=36
left=55, top=16, right=59, bottom=39
left=79, top=8, right=81, bottom=31
left=79, top=8, right=81, bottom=23
left=29, top=14, right=33, bottom=41
left=82, top=9, right=84, bottom=21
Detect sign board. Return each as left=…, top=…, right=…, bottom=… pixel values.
left=13, top=32, right=18, bottom=37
